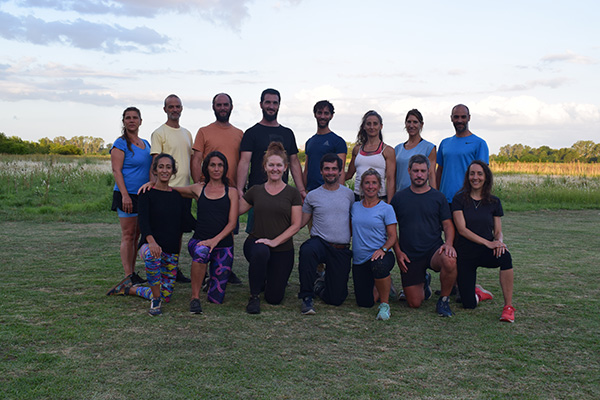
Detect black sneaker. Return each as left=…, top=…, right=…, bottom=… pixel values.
left=301, top=297, right=316, bottom=315
left=246, top=296, right=260, bottom=314
left=228, top=271, right=242, bottom=285
left=190, top=298, right=203, bottom=314
left=313, top=273, right=325, bottom=298
left=148, top=298, right=162, bottom=316
left=176, top=268, right=191, bottom=283
left=130, top=272, right=147, bottom=285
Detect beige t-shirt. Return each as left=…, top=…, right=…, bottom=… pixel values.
left=151, top=123, right=193, bottom=187
left=193, top=122, right=243, bottom=184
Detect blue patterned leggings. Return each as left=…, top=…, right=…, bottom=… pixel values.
left=188, top=239, right=233, bottom=304
left=133, top=244, right=178, bottom=302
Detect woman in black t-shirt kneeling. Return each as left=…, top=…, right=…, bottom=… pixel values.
left=452, top=160, right=515, bottom=323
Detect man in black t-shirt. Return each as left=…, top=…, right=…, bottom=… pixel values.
left=236, top=88, right=306, bottom=196
left=390, top=154, right=458, bottom=317
left=236, top=88, right=307, bottom=233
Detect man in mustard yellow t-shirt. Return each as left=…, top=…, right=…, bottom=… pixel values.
left=150, top=94, right=194, bottom=283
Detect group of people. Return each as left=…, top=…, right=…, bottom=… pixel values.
left=107, top=89, right=515, bottom=324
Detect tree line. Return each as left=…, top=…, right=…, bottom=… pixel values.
left=491, top=141, right=599, bottom=163
left=0, top=133, right=108, bottom=155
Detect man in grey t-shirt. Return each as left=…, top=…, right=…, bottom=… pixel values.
left=298, top=153, right=354, bottom=315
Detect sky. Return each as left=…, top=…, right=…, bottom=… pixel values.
left=1, top=0, right=599, bottom=155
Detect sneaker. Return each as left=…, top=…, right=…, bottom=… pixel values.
left=436, top=296, right=454, bottom=317
left=148, top=298, right=162, bottom=316
left=500, top=305, right=515, bottom=323
left=424, top=272, right=432, bottom=300
left=106, top=275, right=132, bottom=296
left=228, top=271, right=242, bottom=285
left=475, top=284, right=493, bottom=302
left=190, top=298, right=203, bottom=314
left=246, top=296, right=260, bottom=314
left=398, top=290, right=406, bottom=301
left=130, top=272, right=147, bottom=285
left=301, top=297, right=316, bottom=315
left=313, top=274, right=326, bottom=298
left=376, top=302, right=391, bottom=320
left=176, top=268, right=191, bottom=283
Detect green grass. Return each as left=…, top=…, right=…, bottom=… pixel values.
left=1, top=210, right=600, bottom=399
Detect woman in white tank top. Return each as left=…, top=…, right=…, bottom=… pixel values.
left=346, top=110, right=396, bottom=202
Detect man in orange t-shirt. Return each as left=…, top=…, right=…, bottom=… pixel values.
left=191, top=93, right=243, bottom=185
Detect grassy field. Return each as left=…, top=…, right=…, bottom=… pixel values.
left=1, top=154, right=599, bottom=399
left=1, top=210, right=599, bottom=399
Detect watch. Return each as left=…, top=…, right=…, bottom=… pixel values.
left=381, top=247, right=388, bottom=252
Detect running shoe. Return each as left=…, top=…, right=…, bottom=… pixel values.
left=424, top=272, right=432, bottom=300
left=228, top=271, right=243, bottom=285
left=301, top=297, right=316, bottom=315
left=376, top=302, right=391, bottom=320
left=106, top=275, right=132, bottom=296
left=475, top=284, right=494, bottom=302
left=398, top=290, right=406, bottom=301
left=176, top=268, right=191, bottom=283
left=436, top=296, right=454, bottom=317
left=246, top=296, right=261, bottom=314
left=500, top=305, right=515, bottom=323
left=190, top=298, right=203, bottom=314
left=313, top=273, right=326, bottom=298
left=130, top=272, right=147, bottom=285
left=148, top=298, right=162, bottom=316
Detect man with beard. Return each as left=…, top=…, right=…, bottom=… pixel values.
left=191, top=93, right=244, bottom=285
left=297, top=153, right=354, bottom=315
left=436, top=104, right=489, bottom=205
left=150, top=94, right=193, bottom=282
left=390, top=154, right=457, bottom=317
left=191, top=93, right=243, bottom=185
left=237, top=88, right=306, bottom=231
left=303, top=100, right=347, bottom=192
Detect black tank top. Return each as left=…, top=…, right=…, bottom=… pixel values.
left=193, top=184, right=233, bottom=248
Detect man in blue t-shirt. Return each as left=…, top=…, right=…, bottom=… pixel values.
left=303, top=100, right=347, bottom=192
left=436, top=104, right=489, bottom=204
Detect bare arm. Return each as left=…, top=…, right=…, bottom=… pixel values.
left=191, top=150, right=204, bottom=183
left=238, top=196, right=252, bottom=216
left=300, top=212, right=312, bottom=229
left=255, top=205, right=303, bottom=248
left=345, top=146, right=359, bottom=183
left=439, top=218, right=457, bottom=258
left=302, top=157, right=309, bottom=188
left=371, top=223, right=398, bottom=261
left=110, top=148, right=133, bottom=213
left=337, top=152, right=347, bottom=184
left=172, top=183, right=202, bottom=200
left=453, top=210, right=507, bottom=256
left=198, top=188, right=239, bottom=251
left=289, top=154, right=307, bottom=199
left=383, top=145, right=396, bottom=202
left=428, top=147, right=438, bottom=189
left=236, top=151, right=251, bottom=199
left=435, top=164, right=443, bottom=192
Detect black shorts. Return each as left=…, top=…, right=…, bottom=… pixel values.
left=400, top=246, right=438, bottom=288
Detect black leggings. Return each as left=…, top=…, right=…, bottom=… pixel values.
left=243, top=237, right=294, bottom=305
left=457, top=247, right=513, bottom=309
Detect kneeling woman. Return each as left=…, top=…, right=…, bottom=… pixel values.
left=351, top=168, right=397, bottom=320
left=239, top=142, right=302, bottom=314
left=452, top=160, right=515, bottom=323
left=174, top=151, right=238, bottom=313
left=109, top=153, right=192, bottom=316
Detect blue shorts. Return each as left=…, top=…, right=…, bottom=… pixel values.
left=117, top=208, right=138, bottom=218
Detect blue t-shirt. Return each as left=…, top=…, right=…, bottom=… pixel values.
left=304, top=132, right=347, bottom=192
left=394, top=139, right=435, bottom=192
left=111, top=137, right=152, bottom=193
left=351, top=201, right=397, bottom=264
left=437, top=134, right=489, bottom=203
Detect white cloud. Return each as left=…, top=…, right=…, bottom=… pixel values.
left=498, top=77, right=571, bottom=92
left=541, top=51, right=597, bottom=65
left=0, top=11, right=168, bottom=52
